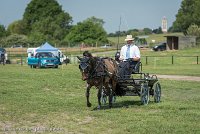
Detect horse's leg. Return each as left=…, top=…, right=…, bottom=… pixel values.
left=86, top=83, right=92, bottom=107
left=97, top=86, right=102, bottom=109
left=108, top=84, right=113, bottom=108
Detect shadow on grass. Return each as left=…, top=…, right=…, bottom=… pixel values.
left=92, top=100, right=143, bottom=111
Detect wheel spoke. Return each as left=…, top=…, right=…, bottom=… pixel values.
left=141, top=83, right=149, bottom=105
left=154, top=82, right=161, bottom=103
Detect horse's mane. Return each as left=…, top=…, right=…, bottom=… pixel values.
left=83, top=51, right=93, bottom=58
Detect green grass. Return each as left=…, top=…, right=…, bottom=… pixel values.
left=0, top=64, right=200, bottom=134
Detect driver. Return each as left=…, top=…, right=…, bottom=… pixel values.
left=118, top=35, right=141, bottom=78
left=119, top=35, right=140, bottom=62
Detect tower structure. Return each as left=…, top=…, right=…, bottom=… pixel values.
left=161, top=16, right=167, bottom=33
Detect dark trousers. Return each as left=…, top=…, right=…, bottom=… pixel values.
left=118, top=61, right=131, bottom=78
left=118, top=61, right=138, bottom=78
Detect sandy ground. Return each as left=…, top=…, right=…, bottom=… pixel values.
left=156, top=75, right=200, bottom=82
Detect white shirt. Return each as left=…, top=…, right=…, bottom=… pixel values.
left=120, top=44, right=140, bottom=61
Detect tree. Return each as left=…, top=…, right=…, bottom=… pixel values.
left=28, top=32, right=46, bottom=47
left=0, top=24, right=7, bottom=38
left=65, top=17, right=107, bottom=46
left=143, top=28, right=152, bottom=35
left=186, top=24, right=200, bottom=37
left=7, top=20, right=25, bottom=35
left=85, top=16, right=105, bottom=27
left=22, top=0, right=72, bottom=41
left=172, top=0, right=200, bottom=34
left=152, top=27, right=163, bottom=34
left=0, top=24, right=8, bottom=46
left=3, top=34, right=28, bottom=47
left=193, top=0, right=200, bottom=25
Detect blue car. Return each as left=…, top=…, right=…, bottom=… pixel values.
left=27, top=52, right=60, bottom=68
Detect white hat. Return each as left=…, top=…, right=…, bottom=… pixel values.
left=125, top=35, right=134, bottom=41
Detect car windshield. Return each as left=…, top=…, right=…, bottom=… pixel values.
left=0, top=48, right=6, bottom=52
left=36, top=52, right=54, bottom=58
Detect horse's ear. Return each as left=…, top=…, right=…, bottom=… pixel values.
left=77, top=56, right=82, bottom=61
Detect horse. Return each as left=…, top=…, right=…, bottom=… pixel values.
left=77, top=51, right=118, bottom=109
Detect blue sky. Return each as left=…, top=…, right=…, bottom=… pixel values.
left=0, top=0, right=182, bottom=33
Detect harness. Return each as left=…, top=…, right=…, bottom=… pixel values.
left=79, top=56, right=117, bottom=82
left=88, top=58, right=108, bottom=79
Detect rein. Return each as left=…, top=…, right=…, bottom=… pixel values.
left=88, top=58, right=108, bottom=79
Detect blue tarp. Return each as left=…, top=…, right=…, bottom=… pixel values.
left=36, top=42, right=58, bottom=52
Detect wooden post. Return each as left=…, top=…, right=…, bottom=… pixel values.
left=21, top=56, right=23, bottom=66
left=146, top=56, right=148, bottom=65
left=172, top=56, right=174, bottom=64
left=197, top=56, right=199, bottom=64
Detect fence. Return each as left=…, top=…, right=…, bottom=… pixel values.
left=144, top=56, right=199, bottom=65
left=4, top=54, right=80, bottom=65
left=2, top=54, right=199, bottom=66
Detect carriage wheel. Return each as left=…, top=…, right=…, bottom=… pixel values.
left=153, top=81, right=161, bottom=103
left=140, top=82, right=149, bottom=105
left=112, top=96, right=116, bottom=103
left=101, top=91, right=107, bottom=104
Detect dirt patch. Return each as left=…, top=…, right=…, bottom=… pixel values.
left=156, top=75, right=200, bottom=82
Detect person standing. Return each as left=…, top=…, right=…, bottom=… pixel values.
left=0, top=53, right=5, bottom=65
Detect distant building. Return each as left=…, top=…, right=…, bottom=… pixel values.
left=164, top=35, right=196, bottom=50
left=161, top=16, right=167, bottom=33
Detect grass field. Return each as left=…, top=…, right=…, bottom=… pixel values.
left=108, top=32, right=184, bottom=46
left=0, top=64, right=200, bottom=134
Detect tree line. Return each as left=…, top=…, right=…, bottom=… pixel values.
left=0, top=0, right=200, bottom=48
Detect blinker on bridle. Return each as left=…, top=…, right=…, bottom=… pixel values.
left=78, top=57, right=90, bottom=72
left=79, top=62, right=89, bottom=71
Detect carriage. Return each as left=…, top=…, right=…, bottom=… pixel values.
left=78, top=51, right=161, bottom=109
left=101, top=56, right=161, bottom=106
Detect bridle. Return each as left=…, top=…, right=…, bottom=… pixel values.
left=78, top=57, right=107, bottom=80
left=79, top=57, right=90, bottom=73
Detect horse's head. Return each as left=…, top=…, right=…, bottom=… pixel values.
left=77, top=56, right=92, bottom=81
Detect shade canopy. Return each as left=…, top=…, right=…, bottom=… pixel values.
left=36, top=42, right=58, bottom=52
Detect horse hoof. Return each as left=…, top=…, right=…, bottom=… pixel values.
left=97, top=105, right=101, bottom=110
left=87, top=103, right=92, bottom=107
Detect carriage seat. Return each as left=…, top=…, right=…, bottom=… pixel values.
left=130, top=61, right=141, bottom=74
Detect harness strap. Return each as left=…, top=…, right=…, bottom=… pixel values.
left=88, top=58, right=109, bottom=79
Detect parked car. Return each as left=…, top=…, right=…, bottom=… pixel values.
left=0, top=48, right=6, bottom=53
left=11, top=45, right=23, bottom=48
left=27, top=52, right=61, bottom=68
left=100, top=44, right=111, bottom=48
left=152, top=42, right=166, bottom=51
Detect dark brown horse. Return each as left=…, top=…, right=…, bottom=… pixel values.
left=77, top=51, right=118, bottom=109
